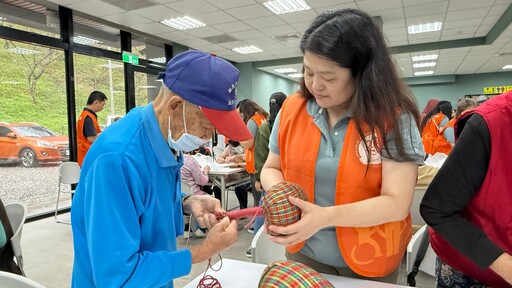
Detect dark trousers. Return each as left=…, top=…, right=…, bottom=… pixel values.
left=235, top=174, right=260, bottom=209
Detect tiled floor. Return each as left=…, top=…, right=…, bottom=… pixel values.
left=20, top=191, right=435, bottom=288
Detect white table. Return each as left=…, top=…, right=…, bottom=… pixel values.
left=208, top=167, right=251, bottom=210
left=183, top=259, right=409, bottom=288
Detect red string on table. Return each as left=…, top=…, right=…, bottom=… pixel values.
left=196, top=254, right=223, bottom=288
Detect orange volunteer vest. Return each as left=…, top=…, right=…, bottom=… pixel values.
left=77, top=109, right=101, bottom=166
left=278, top=93, right=411, bottom=277
left=432, top=117, right=455, bottom=155
left=421, top=113, right=446, bottom=155
left=245, top=113, right=266, bottom=174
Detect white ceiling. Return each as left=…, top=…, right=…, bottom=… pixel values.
left=18, top=0, right=512, bottom=80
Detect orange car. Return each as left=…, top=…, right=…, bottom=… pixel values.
left=0, top=122, right=69, bottom=167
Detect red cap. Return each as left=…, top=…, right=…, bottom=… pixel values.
left=201, top=107, right=252, bottom=141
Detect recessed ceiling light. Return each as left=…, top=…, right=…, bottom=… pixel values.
left=99, top=63, right=124, bottom=69
left=2, top=80, right=22, bottom=85
left=232, top=46, right=263, bottom=54
left=160, top=16, right=206, bottom=31
left=287, top=73, right=303, bottom=78
left=408, top=22, right=442, bottom=34
left=274, top=68, right=297, bottom=73
left=414, top=71, right=434, bottom=76
left=263, top=0, right=311, bottom=15
left=412, top=62, right=437, bottom=68
left=502, top=64, right=512, bottom=69
left=139, top=85, right=157, bottom=89
left=148, top=57, right=167, bottom=63
left=411, top=54, right=438, bottom=62
left=7, top=47, right=41, bottom=55
left=74, top=36, right=102, bottom=45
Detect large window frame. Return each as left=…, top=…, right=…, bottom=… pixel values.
left=0, top=5, right=171, bottom=221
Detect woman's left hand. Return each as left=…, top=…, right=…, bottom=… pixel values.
left=267, top=196, right=327, bottom=246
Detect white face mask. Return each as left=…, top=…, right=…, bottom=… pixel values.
left=167, top=102, right=209, bottom=152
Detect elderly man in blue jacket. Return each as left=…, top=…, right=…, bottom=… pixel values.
left=71, top=50, right=252, bottom=288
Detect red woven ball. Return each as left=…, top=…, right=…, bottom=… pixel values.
left=258, top=260, right=334, bottom=288
left=261, top=182, right=308, bottom=236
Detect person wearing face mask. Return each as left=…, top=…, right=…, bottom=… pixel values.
left=261, top=9, right=424, bottom=283
left=70, top=50, right=252, bottom=288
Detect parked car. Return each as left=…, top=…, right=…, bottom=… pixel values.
left=0, top=122, right=70, bottom=167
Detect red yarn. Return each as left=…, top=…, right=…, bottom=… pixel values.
left=197, top=254, right=223, bottom=288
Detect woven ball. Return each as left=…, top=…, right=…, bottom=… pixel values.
left=261, top=182, right=308, bottom=236
left=258, top=260, right=334, bottom=288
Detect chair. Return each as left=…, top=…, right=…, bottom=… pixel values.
left=181, top=181, right=194, bottom=247
left=0, top=271, right=46, bottom=288
left=212, top=146, right=224, bottom=158
left=55, top=162, right=80, bottom=224
left=406, top=225, right=436, bottom=282
left=250, top=227, right=286, bottom=265
left=5, top=202, right=27, bottom=277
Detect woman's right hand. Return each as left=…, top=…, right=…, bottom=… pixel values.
left=216, top=156, right=225, bottom=164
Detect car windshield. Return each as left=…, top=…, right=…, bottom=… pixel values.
left=13, top=125, right=59, bottom=137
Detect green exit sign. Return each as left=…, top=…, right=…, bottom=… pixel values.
left=122, top=51, right=139, bottom=65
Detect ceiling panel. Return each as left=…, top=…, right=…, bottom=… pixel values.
left=41, top=0, right=512, bottom=78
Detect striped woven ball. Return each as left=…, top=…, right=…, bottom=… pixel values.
left=261, top=182, right=308, bottom=236
left=258, top=260, right=334, bottom=288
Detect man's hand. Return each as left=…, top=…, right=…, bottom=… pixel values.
left=189, top=217, right=238, bottom=263
left=183, top=195, right=222, bottom=228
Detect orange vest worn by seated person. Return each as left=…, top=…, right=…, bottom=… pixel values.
left=432, top=117, right=455, bottom=155
left=76, top=109, right=102, bottom=166
left=244, top=113, right=266, bottom=174
left=278, top=94, right=412, bottom=277
left=421, top=113, right=446, bottom=155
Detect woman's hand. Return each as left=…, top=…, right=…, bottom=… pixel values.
left=267, top=196, right=327, bottom=246
left=216, top=156, right=225, bottom=164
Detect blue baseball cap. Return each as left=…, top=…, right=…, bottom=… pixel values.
left=157, top=50, right=251, bottom=141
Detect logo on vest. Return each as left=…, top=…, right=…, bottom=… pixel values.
left=356, top=133, right=381, bottom=165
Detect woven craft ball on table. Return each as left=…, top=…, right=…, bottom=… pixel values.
left=261, top=182, right=308, bottom=236
left=258, top=260, right=334, bottom=288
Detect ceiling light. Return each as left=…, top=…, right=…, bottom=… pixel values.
left=414, top=71, right=434, bottom=76
left=408, top=22, right=442, bottom=34
left=502, top=64, right=512, bottom=70
left=287, top=73, right=303, bottom=78
left=160, top=16, right=206, bottom=31
left=412, top=62, right=437, bottom=68
left=263, top=0, right=311, bottom=14
left=411, top=54, right=438, bottom=62
left=274, top=68, right=297, bottom=73
left=74, top=36, right=102, bottom=45
left=139, top=85, right=157, bottom=89
left=232, top=46, right=263, bottom=54
left=99, top=63, right=124, bottom=69
left=0, top=17, right=6, bottom=21
left=7, top=47, right=41, bottom=55
left=148, top=57, right=167, bottom=63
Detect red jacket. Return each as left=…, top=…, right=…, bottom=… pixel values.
left=430, top=91, right=512, bottom=287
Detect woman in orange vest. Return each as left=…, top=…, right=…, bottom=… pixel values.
left=261, top=9, right=425, bottom=283
left=433, top=98, right=477, bottom=155
left=420, top=100, right=452, bottom=156
left=234, top=99, right=268, bottom=211
left=76, top=91, right=107, bottom=166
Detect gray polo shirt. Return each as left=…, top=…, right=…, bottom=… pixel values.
left=269, top=97, right=424, bottom=267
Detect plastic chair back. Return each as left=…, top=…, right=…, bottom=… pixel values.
left=5, top=202, right=27, bottom=276
left=250, top=227, right=286, bottom=265
left=406, top=225, right=436, bottom=277
left=0, top=271, right=46, bottom=288
left=59, top=162, right=80, bottom=185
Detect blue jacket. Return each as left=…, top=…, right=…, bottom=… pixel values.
left=71, top=103, right=191, bottom=287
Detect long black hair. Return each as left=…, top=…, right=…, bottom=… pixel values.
left=299, top=9, right=420, bottom=161
left=268, top=92, right=287, bottom=129
left=420, top=101, right=452, bottom=130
